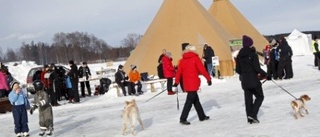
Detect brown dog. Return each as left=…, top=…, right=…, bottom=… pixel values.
left=122, top=99, right=144, bottom=136
left=291, top=94, right=311, bottom=119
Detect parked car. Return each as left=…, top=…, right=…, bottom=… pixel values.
left=26, top=65, right=69, bottom=94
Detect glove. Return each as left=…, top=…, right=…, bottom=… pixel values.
left=172, top=83, right=178, bottom=92
left=30, top=107, right=34, bottom=115
left=207, top=81, right=212, bottom=86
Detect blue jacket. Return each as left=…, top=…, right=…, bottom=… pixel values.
left=65, top=75, right=72, bottom=89
left=9, top=90, right=27, bottom=106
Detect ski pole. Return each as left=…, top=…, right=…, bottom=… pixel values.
left=261, top=79, right=267, bottom=84
left=271, top=79, right=298, bottom=100
left=145, top=88, right=167, bottom=102
left=176, top=89, right=179, bottom=110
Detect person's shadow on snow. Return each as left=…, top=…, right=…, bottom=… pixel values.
left=188, top=99, right=221, bottom=122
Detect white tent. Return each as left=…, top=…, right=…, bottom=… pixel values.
left=286, top=29, right=312, bottom=56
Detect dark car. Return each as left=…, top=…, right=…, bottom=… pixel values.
left=26, top=65, right=69, bottom=94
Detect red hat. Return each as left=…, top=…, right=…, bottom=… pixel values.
left=265, top=45, right=270, bottom=50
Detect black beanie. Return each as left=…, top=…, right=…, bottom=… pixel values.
left=242, top=35, right=253, bottom=48
left=69, top=60, right=74, bottom=65
left=118, top=65, right=123, bottom=69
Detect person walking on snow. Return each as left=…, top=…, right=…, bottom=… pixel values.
left=236, top=35, right=268, bottom=124
left=30, top=80, right=54, bottom=137
left=173, top=45, right=212, bottom=125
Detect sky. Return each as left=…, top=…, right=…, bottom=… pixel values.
left=1, top=0, right=320, bottom=51
left=1, top=54, right=320, bottom=137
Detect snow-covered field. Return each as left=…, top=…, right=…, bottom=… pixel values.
left=1, top=55, right=319, bottom=137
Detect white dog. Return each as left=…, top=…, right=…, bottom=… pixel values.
left=291, top=94, right=311, bottom=119
left=122, top=99, right=144, bottom=136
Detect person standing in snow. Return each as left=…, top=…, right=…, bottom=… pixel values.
left=162, top=52, right=176, bottom=95
left=157, top=49, right=166, bottom=79
left=68, top=60, right=80, bottom=103
left=276, top=37, right=293, bottom=79
left=173, top=45, right=212, bottom=125
left=236, top=35, right=267, bottom=124
left=0, top=66, right=10, bottom=98
left=202, top=43, right=215, bottom=77
left=78, top=62, right=92, bottom=97
left=30, top=80, right=54, bottom=137
left=312, top=36, right=320, bottom=69
left=263, top=45, right=272, bottom=80
left=269, top=39, right=280, bottom=80
left=8, top=81, right=30, bottom=137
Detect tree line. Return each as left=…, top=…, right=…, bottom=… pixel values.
left=0, top=30, right=319, bottom=65
left=0, top=31, right=142, bottom=65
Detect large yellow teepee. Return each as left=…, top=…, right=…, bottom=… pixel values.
left=124, top=0, right=236, bottom=76
left=208, top=0, right=269, bottom=52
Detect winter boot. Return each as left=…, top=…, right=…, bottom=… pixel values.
left=168, top=91, right=175, bottom=95
left=39, top=130, right=46, bottom=136
left=248, top=116, right=260, bottom=124
left=200, top=116, right=210, bottom=121
left=16, top=133, right=22, bottom=137
left=180, top=120, right=191, bottom=125
left=22, top=132, right=29, bottom=137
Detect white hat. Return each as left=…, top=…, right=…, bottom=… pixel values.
left=130, top=64, right=137, bottom=70
left=185, top=45, right=196, bottom=51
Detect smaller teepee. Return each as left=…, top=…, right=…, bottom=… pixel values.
left=208, top=0, right=269, bottom=53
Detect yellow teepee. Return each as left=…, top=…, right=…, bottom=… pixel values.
left=208, top=0, right=269, bottom=52
left=124, top=0, right=236, bottom=76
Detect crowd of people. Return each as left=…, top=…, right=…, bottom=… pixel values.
left=262, top=36, right=294, bottom=80
left=2, top=34, right=318, bottom=136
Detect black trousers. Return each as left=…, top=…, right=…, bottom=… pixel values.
left=314, top=53, right=319, bottom=66
left=270, top=60, right=279, bottom=79
left=80, top=81, right=91, bottom=96
left=72, top=81, right=80, bottom=102
left=167, top=78, right=173, bottom=91
left=130, top=81, right=142, bottom=94
left=180, top=92, right=206, bottom=121
left=243, top=84, right=264, bottom=119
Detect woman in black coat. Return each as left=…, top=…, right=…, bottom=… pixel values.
left=236, top=35, right=267, bottom=124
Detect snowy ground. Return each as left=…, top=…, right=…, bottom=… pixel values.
left=1, top=55, right=319, bottom=137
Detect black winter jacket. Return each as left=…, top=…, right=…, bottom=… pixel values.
left=203, top=47, right=215, bottom=63
left=115, top=70, right=128, bottom=85
left=236, top=47, right=267, bottom=89
left=78, top=66, right=91, bottom=79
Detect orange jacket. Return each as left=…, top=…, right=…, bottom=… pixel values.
left=129, top=70, right=141, bottom=83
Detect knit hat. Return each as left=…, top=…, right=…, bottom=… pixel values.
left=69, top=60, right=74, bottom=65
left=165, top=52, right=172, bottom=58
left=10, top=80, right=19, bottom=90
left=265, top=45, right=271, bottom=50
left=185, top=45, right=196, bottom=51
left=242, top=35, right=253, bottom=48
left=130, top=64, right=137, bottom=70
left=118, top=65, right=123, bottom=69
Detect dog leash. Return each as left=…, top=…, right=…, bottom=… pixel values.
left=271, top=80, right=298, bottom=100
left=145, top=88, right=167, bottom=102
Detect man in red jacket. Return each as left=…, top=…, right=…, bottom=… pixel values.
left=173, top=45, right=212, bottom=125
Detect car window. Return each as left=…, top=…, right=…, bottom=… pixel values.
left=28, top=68, right=41, bottom=77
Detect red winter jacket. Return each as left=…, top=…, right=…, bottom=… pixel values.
left=175, top=51, right=211, bottom=92
left=162, top=55, right=175, bottom=78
